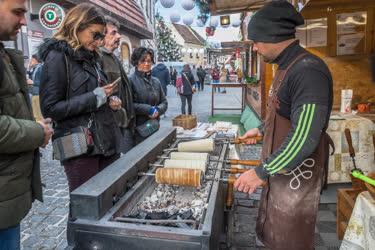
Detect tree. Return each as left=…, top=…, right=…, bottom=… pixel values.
left=155, top=13, right=182, bottom=62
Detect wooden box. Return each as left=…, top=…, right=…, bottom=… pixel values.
left=336, top=188, right=362, bottom=240
left=172, top=115, right=197, bottom=130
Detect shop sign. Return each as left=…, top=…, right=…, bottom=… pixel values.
left=39, top=3, right=65, bottom=30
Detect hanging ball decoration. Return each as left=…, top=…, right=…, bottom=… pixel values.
left=181, top=48, right=187, bottom=53
left=209, top=17, right=219, bottom=28
left=181, top=0, right=195, bottom=11
left=170, top=12, right=181, bottom=23
left=196, top=19, right=205, bottom=27
left=160, top=0, right=175, bottom=8
left=187, top=48, right=193, bottom=53
left=199, top=48, right=205, bottom=54
left=183, top=15, right=194, bottom=26
left=232, top=19, right=241, bottom=28
left=193, top=48, right=198, bottom=54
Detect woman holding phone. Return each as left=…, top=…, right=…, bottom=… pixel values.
left=39, top=3, right=122, bottom=192
left=129, top=47, right=168, bottom=144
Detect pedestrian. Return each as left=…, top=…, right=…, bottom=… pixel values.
left=170, top=66, right=177, bottom=86
left=191, top=64, right=200, bottom=91
left=234, top=2, right=333, bottom=250
left=177, top=64, right=195, bottom=115
left=152, top=62, right=170, bottom=96
left=220, top=65, right=227, bottom=93
left=27, top=54, right=43, bottom=96
left=100, top=16, right=136, bottom=154
left=197, top=65, right=206, bottom=91
left=0, top=0, right=53, bottom=248
left=211, top=66, right=220, bottom=92
left=129, top=47, right=168, bottom=144
left=39, top=3, right=122, bottom=192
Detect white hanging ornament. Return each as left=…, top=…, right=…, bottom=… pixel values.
left=160, top=0, right=175, bottom=8
left=199, top=48, right=205, bottom=54
left=170, top=12, right=181, bottom=23
left=232, top=19, right=241, bottom=28
left=181, top=0, right=195, bottom=11
left=181, top=48, right=187, bottom=54
left=187, top=48, right=193, bottom=53
left=193, top=48, right=198, bottom=54
left=209, top=17, right=219, bottom=28
left=183, top=15, right=194, bottom=26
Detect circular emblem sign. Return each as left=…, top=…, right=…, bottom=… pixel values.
left=39, top=3, right=65, bottom=30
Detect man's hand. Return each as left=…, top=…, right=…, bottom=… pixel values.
left=109, top=96, right=122, bottom=111
left=27, top=79, right=33, bottom=85
left=234, top=169, right=265, bottom=195
left=239, top=127, right=262, bottom=145
left=37, top=118, right=54, bottom=148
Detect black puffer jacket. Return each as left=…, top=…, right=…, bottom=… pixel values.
left=38, top=39, right=121, bottom=157
left=129, top=69, right=168, bottom=127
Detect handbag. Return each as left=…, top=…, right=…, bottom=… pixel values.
left=135, top=119, right=160, bottom=138
left=52, top=54, right=95, bottom=161
left=182, top=73, right=196, bottom=94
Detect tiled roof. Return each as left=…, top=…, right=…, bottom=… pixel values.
left=172, top=23, right=205, bottom=46
left=86, top=0, right=153, bottom=39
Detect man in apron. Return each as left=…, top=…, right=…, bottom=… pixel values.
left=234, top=1, right=333, bottom=249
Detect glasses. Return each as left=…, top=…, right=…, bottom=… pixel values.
left=90, top=30, right=105, bottom=41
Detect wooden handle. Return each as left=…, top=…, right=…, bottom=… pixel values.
left=226, top=176, right=235, bottom=207
left=344, top=128, right=355, bottom=157
left=228, top=168, right=248, bottom=174
left=229, top=159, right=261, bottom=166
left=233, top=136, right=263, bottom=144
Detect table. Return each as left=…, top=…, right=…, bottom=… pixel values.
left=340, top=191, right=375, bottom=250
left=211, top=82, right=246, bottom=116
left=326, top=113, right=375, bottom=184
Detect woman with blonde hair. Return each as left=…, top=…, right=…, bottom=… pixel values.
left=219, top=65, right=227, bottom=93
left=39, top=3, right=122, bottom=192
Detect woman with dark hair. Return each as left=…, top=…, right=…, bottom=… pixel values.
left=180, top=64, right=195, bottom=115
left=39, top=3, right=122, bottom=192
left=129, top=47, right=168, bottom=144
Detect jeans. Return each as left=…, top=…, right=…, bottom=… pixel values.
left=180, top=94, right=192, bottom=115
left=0, top=224, right=20, bottom=250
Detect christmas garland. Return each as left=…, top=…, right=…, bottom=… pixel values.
left=195, top=0, right=210, bottom=25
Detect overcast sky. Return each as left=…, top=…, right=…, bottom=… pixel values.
left=155, top=1, right=242, bottom=43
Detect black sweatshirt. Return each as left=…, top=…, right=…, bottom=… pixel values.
left=255, top=41, right=333, bottom=180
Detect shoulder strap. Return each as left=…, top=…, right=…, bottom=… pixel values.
left=182, top=73, right=193, bottom=88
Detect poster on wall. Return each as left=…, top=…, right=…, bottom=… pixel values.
left=27, top=30, right=44, bottom=56
left=296, top=18, right=327, bottom=48
left=336, top=11, right=366, bottom=55
left=306, top=18, right=327, bottom=47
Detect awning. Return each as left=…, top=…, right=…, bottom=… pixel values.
left=208, top=0, right=271, bottom=15
left=65, top=0, right=153, bottom=39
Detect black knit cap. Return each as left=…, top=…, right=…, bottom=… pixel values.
left=248, top=0, right=304, bottom=43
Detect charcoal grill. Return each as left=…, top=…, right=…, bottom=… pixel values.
left=67, top=126, right=230, bottom=250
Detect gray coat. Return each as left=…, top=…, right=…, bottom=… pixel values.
left=129, top=70, right=168, bottom=127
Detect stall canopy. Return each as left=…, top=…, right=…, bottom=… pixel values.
left=208, top=0, right=312, bottom=15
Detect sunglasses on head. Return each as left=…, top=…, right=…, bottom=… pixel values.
left=93, top=32, right=105, bottom=41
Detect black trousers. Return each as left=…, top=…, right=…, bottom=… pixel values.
left=180, top=94, right=192, bottom=115
left=198, top=77, right=204, bottom=90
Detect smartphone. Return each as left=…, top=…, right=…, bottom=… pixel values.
left=111, top=77, right=121, bottom=87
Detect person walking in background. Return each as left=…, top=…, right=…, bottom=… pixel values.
left=211, top=65, right=220, bottom=92
left=0, top=0, right=53, bottom=248
left=197, top=65, right=206, bottom=91
left=39, top=3, right=122, bottom=192
left=27, top=54, right=43, bottom=96
left=220, top=65, right=227, bottom=93
left=178, top=64, right=195, bottom=115
left=191, top=64, right=200, bottom=91
left=152, top=62, right=170, bottom=96
left=129, top=47, right=168, bottom=144
left=170, top=66, right=177, bottom=86
left=100, top=16, right=136, bottom=154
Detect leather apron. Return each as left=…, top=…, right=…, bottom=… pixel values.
left=255, top=54, right=331, bottom=250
